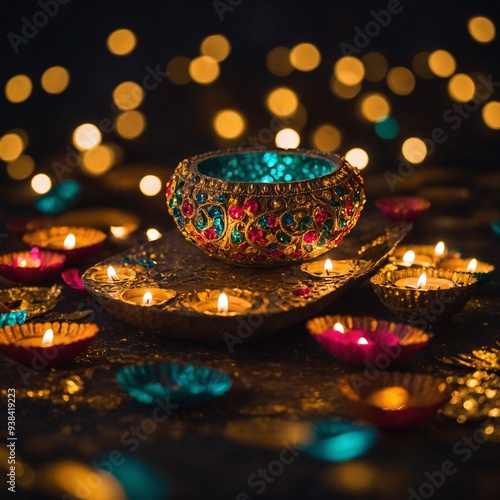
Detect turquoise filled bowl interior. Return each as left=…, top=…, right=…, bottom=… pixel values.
left=116, top=361, right=232, bottom=408
left=197, top=151, right=336, bottom=183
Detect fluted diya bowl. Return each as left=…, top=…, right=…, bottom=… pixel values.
left=306, top=315, right=430, bottom=366
left=22, top=226, right=106, bottom=264
left=0, top=248, right=66, bottom=284
left=0, top=322, right=99, bottom=366
left=338, top=372, right=452, bottom=428
left=370, top=268, right=477, bottom=322
left=166, top=148, right=366, bottom=266
left=116, top=361, right=232, bottom=408
left=375, top=196, right=430, bottom=222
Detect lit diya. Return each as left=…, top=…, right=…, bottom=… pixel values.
left=338, top=372, right=452, bottom=428
left=300, top=258, right=356, bottom=278
left=375, top=196, right=431, bottom=222
left=438, top=257, right=495, bottom=285
left=0, top=322, right=99, bottom=365
left=121, top=287, right=176, bottom=307
left=87, top=265, right=136, bottom=283
left=390, top=241, right=460, bottom=268
left=0, top=247, right=66, bottom=284
left=306, top=315, right=430, bottom=366
left=370, top=268, right=477, bottom=322
left=22, top=226, right=106, bottom=264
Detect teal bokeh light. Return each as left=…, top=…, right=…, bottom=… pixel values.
left=34, top=179, right=81, bottom=214
left=304, top=419, right=378, bottom=462
left=375, top=116, right=399, bottom=140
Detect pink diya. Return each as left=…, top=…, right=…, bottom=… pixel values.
left=375, top=196, right=431, bottom=222
left=0, top=321, right=99, bottom=366
left=61, top=269, right=89, bottom=297
left=306, top=315, right=430, bottom=366
left=338, top=371, right=452, bottom=429
left=22, top=226, right=106, bottom=264
left=0, top=248, right=66, bottom=284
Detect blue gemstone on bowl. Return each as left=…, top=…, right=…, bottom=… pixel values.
left=303, top=419, right=378, bottom=462
left=217, top=194, right=227, bottom=203
left=196, top=192, right=206, bottom=203
left=116, top=362, right=232, bottom=408
left=208, top=206, right=224, bottom=219
left=0, top=309, right=27, bottom=328
left=282, top=213, right=294, bottom=225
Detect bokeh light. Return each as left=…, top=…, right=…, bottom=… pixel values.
left=189, top=56, right=220, bottom=84
left=31, top=174, right=52, bottom=194
left=200, top=34, right=231, bottom=62
left=167, top=56, right=192, bottom=84
left=290, top=43, right=321, bottom=72
left=112, top=81, right=144, bottom=111
left=482, top=101, right=500, bottom=129
left=139, top=175, right=162, bottom=196
left=5, top=75, right=32, bottom=103
left=402, top=137, right=427, bottom=164
left=448, top=74, right=476, bottom=102
left=361, top=52, right=388, bottom=82
left=275, top=128, right=300, bottom=149
left=331, top=78, right=361, bottom=99
left=345, top=148, right=368, bottom=169
left=81, top=144, right=116, bottom=176
left=375, top=116, right=399, bottom=140
left=266, top=87, right=299, bottom=117
left=468, top=16, right=495, bottom=44
left=115, top=111, right=146, bottom=139
left=412, top=52, right=434, bottom=79
left=107, top=28, right=137, bottom=55
left=387, top=67, right=416, bottom=95
left=41, top=66, right=70, bottom=94
left=428, top=50, right=456, bottom=78
left=6, top=155, right=35, bottom=180
left=360, top=93, right=391, bottom=122
left=311, top=124, right=341, bottom=152
left=146, top=228, right=162, bottom=241
left=213, top=109, right=246, bottom=139
left=72, top=124, right=102, bottom=151
left=266, top=47, right=293, bottom=76
left=334, top=57, right=365, bottom=86
left=0, top=133, right=24, bottom=162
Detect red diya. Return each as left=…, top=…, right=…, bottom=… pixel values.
left=375, top=196, right=431, bottom=222
left=306, top=315, right=430, bottom=366
left=61, top=269, right=89, bottom=297
left=0, top=321, right=99, bottom=366
left=338, top=371, right=452, bottom=429
left=0, top=248, right=66, bottom=284
left=22, top=226, right=106, bottom=264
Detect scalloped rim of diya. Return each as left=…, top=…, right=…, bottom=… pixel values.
left=437, top=258, right=495, bottom=286
left=306, top=314, right=430, bottom=366
left=375, top=196, right=431, bottom=222
left=0, top=249, right=66, bottom=284
left=61, top=268, right=89, bottom=297
left=115, top=361, right=232, bottom=407
left=370, top=268, right=478, bottom=322
left=338, top=371, right=452, bottom=428
left=0, top=321, right=99, bottom=365
left=22, top=226, right=107, bottom=262
left=390, top=244, right=461, bottom=266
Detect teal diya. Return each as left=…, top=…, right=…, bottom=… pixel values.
left=166, top=148, right=366, bottom=266
left=116, top=361, right=232, bottom=407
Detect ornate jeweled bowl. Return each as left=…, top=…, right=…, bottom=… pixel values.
left=166, top=149, right=365, bottom=266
